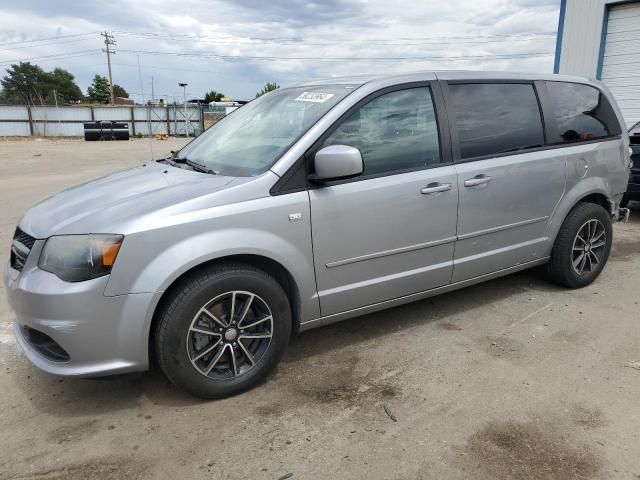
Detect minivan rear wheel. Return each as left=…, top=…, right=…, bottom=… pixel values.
left=546, top=202, right=612, bottom=288
left=154, top=263, right=291, bottom=399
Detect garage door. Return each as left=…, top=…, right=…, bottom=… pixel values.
left=601, top=2, right=640, bottom=127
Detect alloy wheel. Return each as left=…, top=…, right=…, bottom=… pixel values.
left=186, top=291, right=273, bottom=379
left=571, top=219, right=606, bottom=276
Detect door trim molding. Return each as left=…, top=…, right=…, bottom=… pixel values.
left=297, top=256, right=550, bottom=330
left=325, top=215, right=549, bottom=268
left=457, top=216, right=549, bottom=241
left=326, top=236, right=457, bottom=268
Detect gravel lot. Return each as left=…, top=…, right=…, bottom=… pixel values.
left=1, top=138, right=639, bottom=480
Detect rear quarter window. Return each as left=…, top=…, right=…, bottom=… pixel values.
left=546, top=81, right=621, bottom=144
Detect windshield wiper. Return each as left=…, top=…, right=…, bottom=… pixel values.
left=158, top=156, right=187, bottom=168
left=186, top=159, right=219, bottom=175
left=161, top=151, right=219, bottom=175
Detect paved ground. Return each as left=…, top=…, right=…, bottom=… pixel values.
left=1, top=138, right=639, bottom=480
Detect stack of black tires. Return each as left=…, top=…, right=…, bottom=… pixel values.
left=83, top=121, right=130, bottom=141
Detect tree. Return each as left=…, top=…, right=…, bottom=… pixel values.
left=255, top=82, right=280, bottom=98
left=112, top=84, right=129, bottom=98
left=204, top=90, right=225, bottom=103
left=87, top=74, right=111, bottom=104
left=47, top=68, right=83, bottom=103
left=1, top=62, right=49, bottom=104
left=0, top=63, right=83, bottom=105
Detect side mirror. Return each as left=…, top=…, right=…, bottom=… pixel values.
left=310, top=145, right=363, bottom=182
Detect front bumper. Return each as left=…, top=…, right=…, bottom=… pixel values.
left=4, top=246, right=159, bottom=377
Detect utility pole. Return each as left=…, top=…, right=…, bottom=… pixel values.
left=101, top=31, right=116, bottom=105
left=179, top=82, right=188, bottom=137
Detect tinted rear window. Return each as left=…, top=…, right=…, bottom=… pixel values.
left=449, top=83, right=545, bottom=159
left=546, top=82, right=621, bottom=144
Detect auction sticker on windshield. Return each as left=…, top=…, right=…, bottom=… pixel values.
left=295, top=92, right=335, bottom=103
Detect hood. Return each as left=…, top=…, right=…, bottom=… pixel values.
left=20, top=161, right=254, bottom=238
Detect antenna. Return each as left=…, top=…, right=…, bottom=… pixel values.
left=101, top=31, right=116, bottom=105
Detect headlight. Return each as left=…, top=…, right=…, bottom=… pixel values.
left=38, top=234, right=123, bottom=282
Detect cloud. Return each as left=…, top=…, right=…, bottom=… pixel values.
left=220, top=0, right=370, bottom=26
left=0, top=0, right=560, bottom=101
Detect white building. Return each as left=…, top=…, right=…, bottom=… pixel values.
left=555, top=0, right=640, bottom=126
left=208, top=101, right=246, bottom=115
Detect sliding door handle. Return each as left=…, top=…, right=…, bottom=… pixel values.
left=464, top=175, right=492, bottom=187
left=421, top=183, right=452, bottom=195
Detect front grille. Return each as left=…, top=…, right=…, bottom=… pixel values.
left=10, top=227, right=36, bottom=272
left=14, top=227, right=36, bottom=249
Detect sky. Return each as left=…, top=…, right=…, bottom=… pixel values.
left=0, top=0, right=561, bottom=102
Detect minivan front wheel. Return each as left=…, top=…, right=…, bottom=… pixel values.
left=546, top=202, right=613, bottom=288
left=155, top=263, right=291, bottom=399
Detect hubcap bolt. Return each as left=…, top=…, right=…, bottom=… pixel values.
left=233, top=342, right=237, bottom=347
left=240, top=330, right=244, bottom=333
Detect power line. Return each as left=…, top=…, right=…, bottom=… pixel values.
left=117, top=48, right=553, bottom=62
left=0, top=30, right=558, bottom=52
left=112, top=34, right=553, bottom=48
left=53, top=62, right=106, bottom=70
left=0, top=49, right=101, bottom=65
left=0, top=49, right=553, bottom=73
left=0, top=30, right=555, bottom=68
left=0, top=37, right=99, bottom=52
left=114, top=30, right=556, bottom=43
left=0, top=31, right=99, bottom=48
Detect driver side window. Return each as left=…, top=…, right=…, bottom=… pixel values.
left=323, top=87, right=440, bottom=176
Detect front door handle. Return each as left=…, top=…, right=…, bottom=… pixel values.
left=421, top=182, right=452, bottom=195
left=464, top=175, right=492, bottom=187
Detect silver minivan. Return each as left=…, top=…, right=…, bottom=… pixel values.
left=5, top=71, right=632, bottom=398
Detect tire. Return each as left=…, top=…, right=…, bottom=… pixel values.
left=545, top=202, right=613, bottom=288
left=155, top=263, right=291, bottom=399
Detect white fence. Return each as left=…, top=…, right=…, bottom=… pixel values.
left=0, top=104, right=204, bottom=137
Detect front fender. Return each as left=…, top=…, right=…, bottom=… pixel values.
left=104, top=191, right=320, bottom=322
left=133, top=228, right=311, bottom=293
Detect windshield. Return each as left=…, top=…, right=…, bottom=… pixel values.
left=178, top=84, right=358, bottom=176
